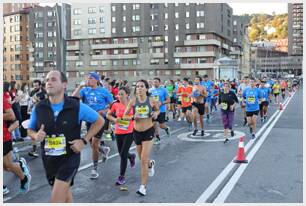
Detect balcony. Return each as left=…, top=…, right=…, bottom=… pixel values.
left=173, top=51, right=216, bottom=58
left=66, top=56, right=80, bottom=61
left=91, top=43, right=138, bottom=50
left=152, top=41, right=164, bottom=47
left=230, top=50, right=243, bottom=55
left=92, top=54, right=138, bottom=60
left=67, top=44, right=80, bottom=50
left=184, top=39, right=221, bottom=46
left=180, top=63, right=215, bottom=69
left=151, top=53, right=164, bottom=59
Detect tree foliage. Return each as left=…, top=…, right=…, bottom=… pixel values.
left=245, top=13, right=288, bottom=42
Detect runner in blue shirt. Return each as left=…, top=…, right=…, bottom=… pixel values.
left=201, top=75, right=214, bottom=120
left=259, top=80, right=272, bottom=123
left=243, top=78, right=262, bottom=139
left=150, top=77, right=171, bottom=145
left=27, top=70, right=104, bottom=202
left=72, top=72, right=113, bottom=179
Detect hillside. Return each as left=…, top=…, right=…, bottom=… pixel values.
left=242, top=13, right=288, bottom=42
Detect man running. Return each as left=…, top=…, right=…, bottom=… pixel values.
left=28, top=70, right=104, bottom=202
left=72, top=72, right=113, bottom=179
left=237, top=77, right=249, bottom=126
left=150, top=77, right=171, bottom=145
left=201, top=75, right=214, bottom=121
left=192, top=76, right=207, bottom=136
left=177, top=78, right=193, bottom=130
left=243, top=78, right=262, bottom=139
left=259, top=80, right=271, bottom=122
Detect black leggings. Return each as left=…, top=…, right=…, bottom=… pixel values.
left=115, top=133, right=134, bottom=176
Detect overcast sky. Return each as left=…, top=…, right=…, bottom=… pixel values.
left=39, top=3, right=288, bottom=15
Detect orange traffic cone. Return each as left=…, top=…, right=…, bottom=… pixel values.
left=279, top=102, right=283, bottom=110
left=233, top=137, right=248, bottom=163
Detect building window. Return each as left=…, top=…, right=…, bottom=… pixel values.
left=175, top=35, right=179, bottom=41
left=186, top=23, right=190, bottom=30
left=99, top=6, right=104, bottom=13
left=113, top=49, right=119, bottom=55
left=88, top=7, right=96, bottom=13
left=112, top=17, right=116, bottom=22
left=123, top=5, right=126, bottom=10
left=197, top=22, right=205, bottom=29
left=123, top=16, right=126, bottom=21
left=175, top=12, right=179, bottom=18
left=88, top=28, right=96, bottom=35
left=199, top=34, right=206, bottom=40
left=165, top=13, right=168, bottom=19
left=73, top=19, right=81, bottom=25
left=132, top=26, right=140, bottom=32
left=90, top=61, right=98, bottom=66
left=34, top=12, right=43, bottom=18
left=175, top=58, right=180, bottom=64
left=100, top=27, right=105, bottom=34
left=73, top=9, right=82, bottom=15
left=123, top=27, right=126, bottom=33
left=100, top=17, right=104, bottom=23
left=234, top=38, right=237, bottom=42
left=164, top=24, right=168, bottom=31
left=123, top=60, right=129, bottom=66
left=175, top=3, right=179, bottom=7
left=112, top=60, right=119, bottom=66
left=88, top=18, right=96, bottom=24
left=132, top=15, right=140, bottom=21
left=74, top=29, right=82, bottom=36
left=233, top=20, right=237, bottom=25
left=165, top=35, right=168, bottom=42
left=175, top=24, right=179, bottom=30
left=112, top=28, right=116, bottom=34
left=197, top=10, right=205, bottom=17
left=112, top=6, right=116, bottom=11
left=123, top=49, right=129, bottom=54
left=101, top=60, right=107, bottom=66
left=186, top=11, right=190, bottom=18
left=175, top=70, right=181, bottom=75
left=132, top=4, right=140, bottom=10
left=47, top=11, right=53, bottom=16
left=76, top=61, right=83, bottom=67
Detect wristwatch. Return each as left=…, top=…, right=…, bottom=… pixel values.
left=81, top=138, right=88, bottom=145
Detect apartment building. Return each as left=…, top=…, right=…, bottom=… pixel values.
left=288, top=3, right=303, bottom=56
left=3, top=8, right=31, bottom=86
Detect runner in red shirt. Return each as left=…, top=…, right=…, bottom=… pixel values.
left=107, top=87, right=136, bottom=186
left=3, top=93, right=31, bottom=194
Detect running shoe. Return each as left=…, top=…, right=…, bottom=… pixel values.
left=90, top=169, right=99, bottom=179
left=165, top=127, right=171, bottom=137
left=251, top=133, right=256, bottom=139
left=19, top=157, right=31, bottom=194
left=148, top=160, right=155, bottom=177
left=201, top=130, right=205, bottom=136
left=136, top=185, right=146, bottom=196
left=129, top=153, right=136, bottom=168
left=249, top=127, right=253, bottom=134
left=28, top=151, right=39, bottom=158
left=231, top=130, right=235, bottom=137
left=104, top=133, right=112, bottom=141
left=192, top=129, right=198, bottom=136
left=154, top=138, right=160, bottom=145
left=177, top=117, right=182, bottom=121
left=99, top=146, right=111, bottom=162
left=115, top=176, right=126, bottom=185
left=3, top=185, right=10, bottom=195
left=223, top=138, right=229, bottom=144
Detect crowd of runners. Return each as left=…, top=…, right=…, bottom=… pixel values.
left=3, top=70, right=301, bottom=202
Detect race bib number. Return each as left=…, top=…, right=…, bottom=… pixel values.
left=183, top=97, right=191, bottom=103
left=45, top=135, right=66, bottom=156
left=136, top=106, right=150, bottom=118
left=178, top=96, right=182, bottom=101
left=247, top=96, right=255, bottom=104
left=118, top=119, right=130, bottom=130
left=153, top=95, right=159, bottom=102
left=221, top=102, right=228, bottom=110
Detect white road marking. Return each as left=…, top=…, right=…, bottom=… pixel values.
left=213, top=93, right=295, bottom=203
left=195, top=93, right=294, bottom=203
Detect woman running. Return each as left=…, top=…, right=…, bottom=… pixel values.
left=218, top=82, right=239, bottom=143
left=107, top=87, right=136, bottom=186
left=123, top=79, right=159, bottom=196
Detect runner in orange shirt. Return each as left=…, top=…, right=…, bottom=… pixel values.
left=280, top=79, right=287, bottom=100
left=177, top=78, right=193, bottom=131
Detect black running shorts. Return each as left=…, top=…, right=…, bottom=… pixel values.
left=246, top=110, right=259, bottom=117
left=3, top=141, right=13, bottom=156
left=192, top=102, right=205, bottom=115
left=133, top=127, right=155, bottom=145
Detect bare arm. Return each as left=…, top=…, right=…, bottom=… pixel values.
left=123, top=97, right=135, bottom=119
left=106, top=109, right=118, bottom=123
left=71, top=85, right=83, bottom=98
left=83, top=116, right=104, bottom=143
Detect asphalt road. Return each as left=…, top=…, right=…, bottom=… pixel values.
left=4, top=88, right=303, bottom=203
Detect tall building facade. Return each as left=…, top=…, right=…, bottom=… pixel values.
left=3, top=3, right=38, bottom=15
left=70, top=4, right=112, bottom=39
left=288, top=3, right=303, bottom=56
left=28, top=4, right=71, bottom=80
left=3, top=8, right=31, bottom=86
left=66, top=3, right=246, bottom=89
